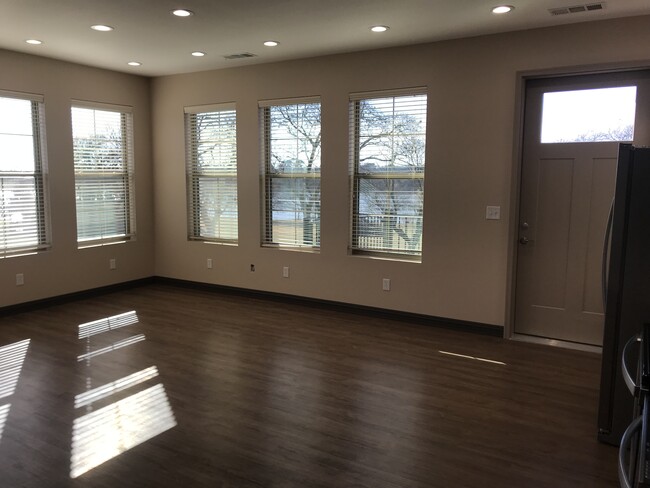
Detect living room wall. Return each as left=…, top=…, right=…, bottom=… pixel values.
left=151, top=15, right=650, bottom=327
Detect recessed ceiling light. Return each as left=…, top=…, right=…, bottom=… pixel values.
left=263, top=40, right=279, bottom=47
left=171, top=9, right=193, bottom=17
left=191, top=51, right=206, bottom=57
left=127, top=61, right=142, bottom=66
left=492, top=5, right=514, bottom=14
left=25, top=39, right=43, bottom=45
left=370, top=25, right=389, bottom=33
left=91, top=24, right=114, bottom=32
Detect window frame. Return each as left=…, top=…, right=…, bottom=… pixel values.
left=184, top=103, right=239, bottom=244
left=349, top=88, right=428, bottom=260
left=0, top=90, right=50, bottom=258
left=259, top=96, right=322, bottom=250
left=71, top=100, right=136, bottom=248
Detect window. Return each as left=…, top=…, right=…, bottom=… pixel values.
left=350, top=89, right=427, bottom=258
left=260, top=98, right=321, bottom=248
left=541, top=86, right=636, bottom=143
left=0, top=92, right=49, bottom=258
left=185, top=104, right=238, bottom=243
left=72, top=102, right=135, bottom=246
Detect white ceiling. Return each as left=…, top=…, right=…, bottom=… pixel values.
left=2, top=0, right=650, bottom=77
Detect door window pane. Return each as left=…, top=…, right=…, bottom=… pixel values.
left=541, top=86, right=636, bottom=143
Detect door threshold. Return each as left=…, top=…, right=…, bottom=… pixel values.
left=510, top=333, right=602, bottom=353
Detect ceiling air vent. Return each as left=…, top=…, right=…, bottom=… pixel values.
left=223, top=52, right=257, bottom=60
left=549, top=2, right=604, bottom=16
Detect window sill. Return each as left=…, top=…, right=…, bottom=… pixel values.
left=261, top=244, right=320, bottom=254
left=349, top=251, right=422, bottom=263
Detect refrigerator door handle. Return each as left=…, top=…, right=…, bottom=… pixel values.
left=619, top=415, right=642, bottom=488
left=623, top=334, right=641, bottom=396
left=602, top=198, right=615, bottom=309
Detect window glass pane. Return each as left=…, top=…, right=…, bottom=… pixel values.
left=355, top=178, right=423, bottom=254
left=268, top=104, right=321, bottom=175
left=186, top=107, right=238, bottom=243
left=0, top=176, right=40, bottom=250
left=0, top=134, right=36, bottom=172
left=194, top=111, right=237, bottom=172
left=75, top=176, right=128, bottom=241
left=351, top=92, right=426, bottom=257
left=269, top=177, right=320, bottom=247
left=0, top=98, right=33, bottom=136
left=72, top=106, right=134, bottom=245
left=0, top=96, right=48, bottom=257
left=263, top=101, right=321, bottom=248
left=541, top=86, right=636, bottom=143
left=72, top=108, right=126, bottom=172
left=196, top=176, right=238, bottom=240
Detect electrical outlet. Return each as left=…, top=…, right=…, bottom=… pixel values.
left=207, top=258, right=213, bottom=269
left=282, top=266, right=289, bottom=278
left=109, top=258, right=117, bottom=270
left=382, top=278, right=391, bottom=291
left=250, top=264, right=255, bottom=272
left=16, top=273, right=24, bottom=286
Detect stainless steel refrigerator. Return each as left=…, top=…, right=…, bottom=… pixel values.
left=598, top=144, right=650, bottom=445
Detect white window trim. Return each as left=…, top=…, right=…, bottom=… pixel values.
left=259, top=97, right=322, bottom=250
left=72, top=103, right=136, bottom=248
left=0, top=92, right=50, bottom=258
left=185, top=102, right=239, bottom=244
left=349, top=88, right=428, bottom=260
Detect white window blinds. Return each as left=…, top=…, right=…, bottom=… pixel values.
left=260, top=98, right=321, bottom=248
left=0, top=93, right=50, bottom=258
left=72, top=103, right=135, bottom=246
left=349, top=89, right=427, bottom=257
left=185, top=104, right=238, bottom=243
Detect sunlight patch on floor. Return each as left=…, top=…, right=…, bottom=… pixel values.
left=70, top=383, right=176, bottom=478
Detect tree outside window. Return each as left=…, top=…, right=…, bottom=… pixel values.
left=351, top=92, right=427, bottom=257
left=261, top=100, right=321, bottom=248
left=185, top=106, right=238, bottom=242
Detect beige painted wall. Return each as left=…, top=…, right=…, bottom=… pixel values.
left=3, top=15, right=650, bottom=326
left=0, top=49, right=154, bottom=307
left=151, top=15, right=650, bottom=327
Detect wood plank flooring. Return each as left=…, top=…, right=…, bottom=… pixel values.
left=0, top=283, right=618, bottom=487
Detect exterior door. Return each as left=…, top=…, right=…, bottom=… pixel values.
left=514, top=72, right=650, bottom=346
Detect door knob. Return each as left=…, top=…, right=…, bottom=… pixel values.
left=519, top=237, right=529, bottom=245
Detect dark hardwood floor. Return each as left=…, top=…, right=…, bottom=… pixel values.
left=0, top=283, right=617, bottom=487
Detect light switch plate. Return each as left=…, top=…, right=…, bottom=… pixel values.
left=486, top=205, right=501, bottom=220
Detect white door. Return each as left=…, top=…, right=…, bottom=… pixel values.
left=514, top=72, right=650, bottom=346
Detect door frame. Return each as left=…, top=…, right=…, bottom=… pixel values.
left=505, top=60, right=650, bottom=348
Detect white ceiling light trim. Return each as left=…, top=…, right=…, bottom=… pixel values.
left=127, top=61, right=142, bottom=66
left=263, top=40, right=279, bottom=47
left=191, top=51, right=206, bottom=57
left=90, top=25, right=114, bottom=31
left=172, top=9, right=194, bottom=17
left=370, top=25, right=389, bottom=32
left=25, top=39, right=43, bottom=45
left=492, top=5, right=514, bottom=14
